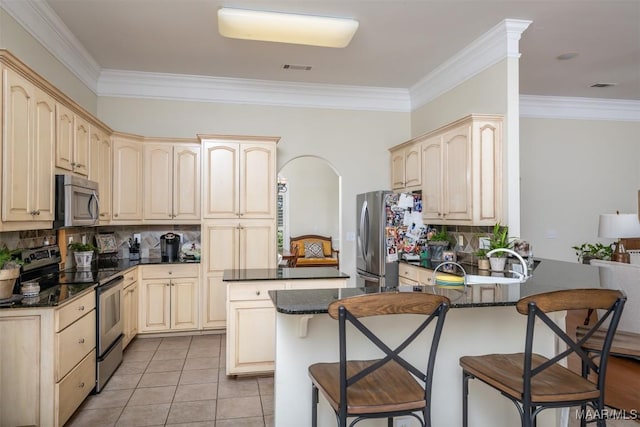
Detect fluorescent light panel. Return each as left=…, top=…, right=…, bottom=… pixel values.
left=217, top=8, right=359, bottom=48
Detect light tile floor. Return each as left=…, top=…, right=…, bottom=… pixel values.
left=66, top=334, right=274, bottom=427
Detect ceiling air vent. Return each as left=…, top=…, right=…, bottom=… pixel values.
left=282, top=64, right=312, bottom=71
left=590, top=83, right=617, bottom=88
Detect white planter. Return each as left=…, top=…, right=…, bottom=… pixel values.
left=489, top=256, right=507, bottom=272
left=0, top=268, right=20, bottom=299
left=74, top=251, right=94, bottom=269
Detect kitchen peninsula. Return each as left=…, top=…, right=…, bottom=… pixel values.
left=269, top=259, right=605, bottom=427
left=223, top=266, right=349, bottom=375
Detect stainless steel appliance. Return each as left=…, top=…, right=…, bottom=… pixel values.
left=54, top=174, right=100, bottom=228
left=95, top=274, right=124, bottom=393
left=357, top=191, right=398, bottom=290
left=160, top=233, right=181, bottom=262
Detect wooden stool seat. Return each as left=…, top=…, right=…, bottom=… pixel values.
left=576, top=326, right=640, bottom=359
left=309, top=359, right=426, bottom=415
left=460, top=353, right=600, bottom=403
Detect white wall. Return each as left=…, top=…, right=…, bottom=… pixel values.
left=98, top=96, right=410, bottom=283
left=520, top=117, right=640, bottom=262
left=0, top=9, right=98, bottom=114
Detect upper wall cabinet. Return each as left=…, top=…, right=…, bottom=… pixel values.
left=1, top=67, right=56, bottom=226
left=143, top=141, right=201, bottom=223
left=112, top=134, right=143, bottom=222
left=201, top=136, right=278, bottom=219
left=89, top=126, right=112, bottom=224
left=421, top=115, right=503, bottom=226
left=56, top=103, right=90, bottom=176
left=389, top=141, right=421, bottom=191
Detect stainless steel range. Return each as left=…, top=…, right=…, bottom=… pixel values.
left=15, top=245, right=124, bottom=393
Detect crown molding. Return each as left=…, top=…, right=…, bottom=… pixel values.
left=1, top=0, right=101, bottom=92
left=520, top=95, right=640, bottom=122
left=98, top=69, right=411, bottom=112
left=409, top=19, right=531, bottom=110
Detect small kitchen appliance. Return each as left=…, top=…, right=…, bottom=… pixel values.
left=160, top=233, right=181, bottom=262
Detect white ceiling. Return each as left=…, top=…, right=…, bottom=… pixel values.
left=15, top=1, right=640, bottom=101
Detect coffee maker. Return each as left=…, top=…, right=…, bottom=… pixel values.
left=160, top=233, right=181, bottom=262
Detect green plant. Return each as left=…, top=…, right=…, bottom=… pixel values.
left=572, top=243, right=613, bottom=263
left=68, top=241, right=97, bottom=252
left=0, top=247, right=22, bottom=270
left=474, top=248, right=489, bottom=259
left=488, top=223, right=514, bottom=257
left=429, top=227, right=450, bottom=243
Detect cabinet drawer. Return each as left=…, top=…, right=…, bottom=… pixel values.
left=56, top=309, right=96, bottom=381
left=286, top=279, right=348, bottom=290
left=399, top=264, right=419, bottom=281
left=55, top=291, right=96, bottom=332
left=228, top=282, right=285, bottom=301
left=417, top=268, right=435, bottom=286
left=57, top=350, right=96, bottom=427
left=122, top=267, right=137, bottom=287
left=140, top=264, right=198, bottom=279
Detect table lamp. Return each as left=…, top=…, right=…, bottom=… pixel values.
left=598, top=212, right=640, bottom=263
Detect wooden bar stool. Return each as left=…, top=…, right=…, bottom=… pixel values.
left=459, top=288, right=626, bottom=427
left=308, top=292, right=450, bottom=427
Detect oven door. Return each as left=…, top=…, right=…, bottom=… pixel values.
left=96, top=276, right=124, bottom=356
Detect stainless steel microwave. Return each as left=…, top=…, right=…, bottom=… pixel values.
left=54, top=174, right=100, bottom=228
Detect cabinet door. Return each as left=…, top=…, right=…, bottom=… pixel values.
left=240, top=143, right=275, bottom=218
left=240, top=220, right=276, bottom=269
left=202, top=142, right=239, bottom=218
left=73, top=115, right=90, bottom=176
left=442, top=124, right=472, bottom=221
left=421, top=136, right=443, bottom=221
left=171, top=278, right=198, bottom=330
left=390, top=148, right=405, bottom=190
left=143, top=143, right=173, bottom=220
left=123, top=281, right=138, bottom=348
left=202, top=220, right=241, bottom=272
left=32, top=89, right=55, bottom=221
left=90, top=128, right=112, bottom=222
left=173, top=145, right=201, bottom=220
left=112, top=136, right=143, bottom=221
left=55, top=103, right=74, bottom=172
left=404, top=143, right=421, bottom=189
left=473, top=119, right=503, bottom=225
left=202, top=274, right=226, bottom=329
left=227, top=299, right=277, bottom=375
left=139, top=280, right=170, bottom=332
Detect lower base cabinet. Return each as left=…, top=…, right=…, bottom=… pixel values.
left=226, top=278, right=347, bottom=376
left=139, top=264, right=199, bottom=333
left=0, top=289, right=96, bottom=427
left=122, top=268, right=138, bottom=348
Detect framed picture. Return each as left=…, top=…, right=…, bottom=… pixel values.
left=95, top=233, right=118, bottom=254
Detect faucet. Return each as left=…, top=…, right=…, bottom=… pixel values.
left=485, top=248, right=528, bottom=282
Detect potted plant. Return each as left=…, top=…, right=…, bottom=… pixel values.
left=0, top=247, right=22, bottom=299
left=427, top=227, right=451, bottom=262
left=68, top=241, right=97, bottom=269
left=487, top=223, right=514, bottom=271
left=475, top=248, right=490, bottom=270
left=572, top=243, right=613, bottom=264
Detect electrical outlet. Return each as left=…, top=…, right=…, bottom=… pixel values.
left=395, top=416, right=412, bottom=427
left=68, top=236, right=73, bottom=244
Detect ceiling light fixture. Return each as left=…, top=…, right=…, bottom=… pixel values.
left=217, top=8, right=359, bottom=48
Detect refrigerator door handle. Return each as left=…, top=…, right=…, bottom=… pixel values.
left=359, top=200, right=369, bottom=261
left=357, top=271, right=380, bottom=283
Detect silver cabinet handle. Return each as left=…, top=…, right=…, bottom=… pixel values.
left=78, top=338, right=85, bottom=344
left=78, top=305, right=85, bottom=311
left=255, top=290, right=261, bottom=296
left=79, top=382, right=85, bottom=388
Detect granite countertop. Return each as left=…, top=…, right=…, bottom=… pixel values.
left=223, top=267, right=350, bottom=282
left=270, top=258, right=604, bottom=313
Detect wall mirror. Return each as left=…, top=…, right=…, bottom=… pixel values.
left=277, top=156, right=341, bottom=255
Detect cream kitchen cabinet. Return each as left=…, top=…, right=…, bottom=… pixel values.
left=398, top=263, right=434, bottom=289
left=1, top=66, right=56, bottom=227
left=89, top=125, right=112, bottom=224
left=139, top=264, right=199, bottom=333
left=143, top=141, right=201, bottom=222
left=112, top=133, right=143, bottom=222
left=201, top=136, right=278, bottom=219
left=421, top=114, right=503, bottom=226
left=390, top=141, right=421, bottom=191
left=201, top=219, right=276, bottom=329
left=56, top=103, right=89, bottom=176
left=226, top=276, right=347, bottom=375
left=0, top=289, right=96, bottom=427
left=122, top=267, right=138, bottom=348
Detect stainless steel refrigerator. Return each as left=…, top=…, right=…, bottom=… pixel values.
left=354, top=192, right=391, bottom=289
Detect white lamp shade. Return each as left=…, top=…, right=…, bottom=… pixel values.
left=218, top=8, right=359, bottom=48
left=598, top=213, right=640, bottom=238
